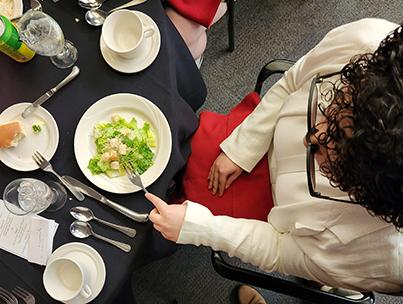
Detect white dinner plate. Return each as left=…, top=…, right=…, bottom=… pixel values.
left=0, top=103, right=59, bottom=171
left=46, top=242, right=106, bottom=304
left=99, top=11, right=161, bottom=74
left=0, top=0, right=23, bottom=20
left=74, top=93, right=172, bottom=194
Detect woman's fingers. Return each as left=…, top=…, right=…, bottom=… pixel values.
left=212, top=168, right=220, bottom=195
left=217, top=173, right=228, bottom=196
left=145, top=193, right=167, bottom=213
left=208, top=165, right=214, bottom=189
left=149, top=208, right=163, bottom=224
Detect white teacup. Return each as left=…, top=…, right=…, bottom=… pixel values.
left=102, top=9, right=154, bottom=59
left=43, top=257, right=92, bottom=302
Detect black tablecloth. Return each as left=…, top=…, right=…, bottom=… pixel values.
left=0, top=0, right=206, bottom=302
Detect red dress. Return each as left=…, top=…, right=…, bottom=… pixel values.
left=166, top=0, right=222, bottom=28
left=181, top=92, right=274, bottom=221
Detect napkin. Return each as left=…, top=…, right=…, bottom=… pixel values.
left=0, top=200, right=59, bottom=265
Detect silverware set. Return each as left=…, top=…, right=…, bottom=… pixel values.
left=70, top=206, right=137, bottom=237
left=69, top=206, right=135, bottom=252
left=0, top=286, right=35, bottom=304
left=31, top=151, right=149, bottom=252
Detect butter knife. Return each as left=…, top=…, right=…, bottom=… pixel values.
left=63, top=176, right=149, bottom=223
left=21, top=66, right=80, bottom=118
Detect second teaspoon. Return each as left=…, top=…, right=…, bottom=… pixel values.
left=70, top=206, right=136, bottom=237
left=70, top=220, right=132, bottom=252
left=85, top=0, right=147, bottom=26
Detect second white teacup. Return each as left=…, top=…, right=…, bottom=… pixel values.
left=102, top=9, right=154, bottom=59
left=43, top=257, right=92, bottom=302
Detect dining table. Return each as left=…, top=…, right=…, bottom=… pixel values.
left=0, top=0, right=207, bottom=302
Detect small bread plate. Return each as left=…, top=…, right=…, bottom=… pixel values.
left=74, top=93, right=172, bottom=194
left=0, top=0, right=23, bottom=20
left=100, top=11, right=161, bottom=74
left=0, top=103, right=59, bottom=171
left=46, top=242, right=106, bottom=304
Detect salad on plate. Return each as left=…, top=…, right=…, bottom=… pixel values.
left=88, top=114, right=156, bottom=178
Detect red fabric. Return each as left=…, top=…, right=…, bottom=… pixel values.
left=167, top=0, right=221, bottom=28
left=182, top=92, right=274, bottom=221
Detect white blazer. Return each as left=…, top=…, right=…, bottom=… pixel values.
left=178, top=18, right=403, bottom=292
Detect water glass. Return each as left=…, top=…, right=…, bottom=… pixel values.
left=2, top=178, right=66, bottom=216
left=17, top=10, right=78, bottom=69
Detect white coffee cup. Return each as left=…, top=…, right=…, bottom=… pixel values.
left=43, top=257, right=92, bottom=302
left=102, top=10, right=154, bottom=59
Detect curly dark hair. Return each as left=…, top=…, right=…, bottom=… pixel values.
left=318, top=25, right=403, bottom=228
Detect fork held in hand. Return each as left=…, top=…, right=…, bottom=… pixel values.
left=32, top=151, right=85, bottom=201
left=124, top=166, right=148, bottom=193
left=0, top=287, right=18, bottom=304
left=12, top=286, right=36, bottom=304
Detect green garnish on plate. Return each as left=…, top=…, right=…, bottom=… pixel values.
left=32, top=121, right=44, bottom=134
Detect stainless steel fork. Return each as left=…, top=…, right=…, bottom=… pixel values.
left=12, top=286, right=35, bottom=304
left=124, top=166, right=148, bottom=193
left=32, top=151, right=85, bottom=201
left=0, top=287, right=18, bottom=304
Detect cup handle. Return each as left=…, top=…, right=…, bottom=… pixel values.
left=80, top=284, right=92, bottom=298
left=143, top=26, right=154, bottom=38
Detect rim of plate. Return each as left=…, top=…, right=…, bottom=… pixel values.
left=74, top=93, right=172, bottom=194
left=0, top=103, right=59, bottom=172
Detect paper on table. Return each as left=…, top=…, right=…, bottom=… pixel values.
left=28, top=217, right=59, bottom=265
left=0, top=201, right=30, bottom=258
left=0, top=200, right=59, bottom=265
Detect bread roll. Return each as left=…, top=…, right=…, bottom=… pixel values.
left=0, top=121, right=25, bottom=148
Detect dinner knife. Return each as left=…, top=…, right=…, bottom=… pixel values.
left=62, top=176, right=149, bottom=223
left=21, top=66, right=80, bottom=118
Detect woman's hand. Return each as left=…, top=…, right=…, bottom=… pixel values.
left=146, top=193, right=187, bottom=242
left=208, top=152, right=243, bottom=196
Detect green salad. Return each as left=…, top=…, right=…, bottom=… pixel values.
left=88, top=115, right=156, bottom=178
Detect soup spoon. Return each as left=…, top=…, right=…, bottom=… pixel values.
left=70, top=206, right=136, bottom=237
left=70, top=220, right=132, bottom=252
left=85, top=0, right=147, bottom=26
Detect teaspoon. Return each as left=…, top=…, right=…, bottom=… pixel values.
left=78, top=0, right=106, bottom=10
left=70, top=206, right=136, bottom=237
left=85, top=0, right=147, bottom=26
left=70, top=220, right=132, bottom=252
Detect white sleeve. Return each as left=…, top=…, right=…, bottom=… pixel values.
left=220, top=18, right=398, bottom=172
left=177, top=202, right=307, bottom=275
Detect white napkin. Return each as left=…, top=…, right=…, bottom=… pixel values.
left=0, top=200, right=59, bottom=265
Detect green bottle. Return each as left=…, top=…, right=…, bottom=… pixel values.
left=0, top=15, right=35, bottom=62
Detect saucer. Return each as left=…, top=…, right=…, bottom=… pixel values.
left=46, top=242, right=106, bottom=304
left=100, top=11, right=161, bottom=73
left=0, top=103, right=59, bottom=172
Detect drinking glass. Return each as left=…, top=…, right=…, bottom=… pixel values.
left=16, top=10, right=78, bottom=69
left=2, top=178, right=67, bottom=215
